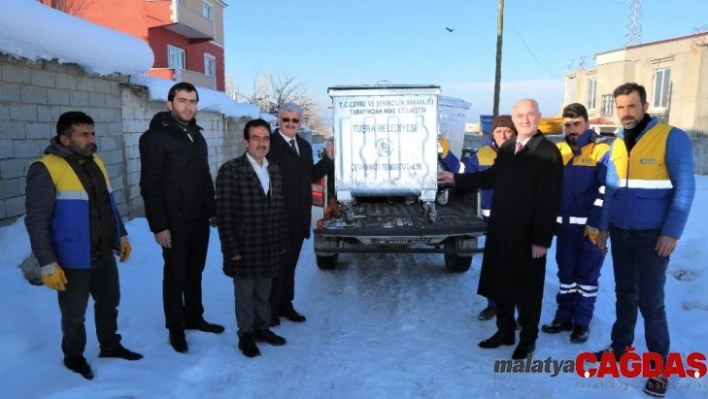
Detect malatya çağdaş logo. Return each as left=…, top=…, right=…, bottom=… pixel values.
left=494, top=347, right=707, bottom=380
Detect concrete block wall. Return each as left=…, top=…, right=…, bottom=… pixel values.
left=0, top=53, right=249, bottom=226
left=0, top=54, right=128, bottom=222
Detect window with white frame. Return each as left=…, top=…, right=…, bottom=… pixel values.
left=203, top=1, right=214, bottom=20
left=204, top=54, right=216, bottom=77
left=653, top=68, right=671, bottom=109
left=601, top=94, right=614, bottom=117
left=586, top=78, right=597, bottom=110
left=167, top=45, right=186, bottom=69
left=566, top=76, right=577, bottom=103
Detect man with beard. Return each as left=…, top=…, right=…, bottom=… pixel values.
left=25, top=111, right=142, bottom=380
left=540, top=103, right=612, bottom=344
left=594, top=83, right=695, bottom=397
left=266, top=102, right=334, bottom=326
left=139, top=82, right=224, bottom=353
left=438, top=99, right=563, bottom=360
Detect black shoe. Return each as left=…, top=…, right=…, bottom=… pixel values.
left=570, top=326, right=590, bottom=343
left=477, top=306, right=496, bottom=320
left=280, top=308, right=306, bottom=323
left=541, top=320, right=574, bottom=334
left=512, top=342, right=536, bottom=360
left=254, top=329, right=287, bottom=346
left=270, top=313, right=281, bottom=327
left=99, top=344, right=143, bottom=360
left=238, top=333, right=261, bottom=358
left=478, top=331, right=515, bottom=349
left=185, top=319, right=225, bottom=334
left=590, top=346, right=622, bottom=362
left=64, top=355, right=94, bottom=380
left=643, top=376, right=668, bottom=397
left=169, top=330, right=188, bottom=353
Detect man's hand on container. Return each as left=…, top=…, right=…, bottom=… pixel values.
left=437, top=171, right=454, bottom=185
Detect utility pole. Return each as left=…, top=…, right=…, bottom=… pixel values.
left=493, top=0, right=504, bottom=118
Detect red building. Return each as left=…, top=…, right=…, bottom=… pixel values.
left=41, top=0, right=227, bottom=91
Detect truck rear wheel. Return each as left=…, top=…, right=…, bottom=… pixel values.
left=316, top=254, right=339, bottom=270
left=444, top=238, right=474, bottom=273
left=444, top=253, right=472, bottom=272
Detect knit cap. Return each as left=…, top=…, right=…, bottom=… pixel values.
left=491, top=115, right=517, bottom=134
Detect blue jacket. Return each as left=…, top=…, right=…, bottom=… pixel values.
left=599, top=118, right=695, bottom=238
left=556, top=130, right=613, bottom=233
left=38, top=153, right=123, bottom=268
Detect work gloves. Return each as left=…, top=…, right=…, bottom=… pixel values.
left=119, top=236, right=132, bottom=262
left=41, top=263, right=67, bottom=291
left=584, top=225, right=600, bottom=245
left=41, top=237, right=131, bottom=292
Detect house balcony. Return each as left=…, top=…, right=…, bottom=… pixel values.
left=149, top=68, right=216, bottom=90
left=148, top=0, right=214, bottom=42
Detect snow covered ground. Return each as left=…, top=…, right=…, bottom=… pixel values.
left=1, top=176, right=706, bottom=399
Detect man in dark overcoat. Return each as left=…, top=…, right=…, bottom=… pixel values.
left=139, top=82, right=224, bottom=353
left=438, top=99, right=563, bottom=360
left=216, top=118, right=290, bottom=357
left=266, top=102, right=334, bottom=325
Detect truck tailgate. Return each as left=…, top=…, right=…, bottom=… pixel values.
left=314, top=192, right=486, bottom=237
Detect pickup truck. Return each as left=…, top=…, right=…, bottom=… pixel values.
left=312, top=84, right=487, bottom=272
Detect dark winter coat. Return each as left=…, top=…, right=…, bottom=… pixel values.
left=455, top=131, right=563, bottom=303
left=266, top=129, right=334, bottom=242
left=138, top=112, right=215, bottom=233
left=215, top=155, right=289, bottom=279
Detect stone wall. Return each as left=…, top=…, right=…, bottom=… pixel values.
left=0, top=53, right=248, bottom=226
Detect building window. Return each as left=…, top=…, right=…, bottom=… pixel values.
left=601, top=94, right=614, bottom=116
left=566, top=76, right=577, bottom=103
left=168, top=45, right=186, bottom=69
left=587, top=78, right=597, bottom=110
left=653, top=68, right=671, bottom=109
left=204, top=54, right=216, bottom=77
left=203, top=1, right=214, bottom=20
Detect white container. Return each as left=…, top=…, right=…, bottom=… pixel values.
left=328, top=85, right=441, bottom=202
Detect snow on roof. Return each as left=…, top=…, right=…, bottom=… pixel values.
left=0, top=0, right=261, bottom=120
left=129, top=75, right=261, bottom=120
left=0, top=0, right=153, bottom=75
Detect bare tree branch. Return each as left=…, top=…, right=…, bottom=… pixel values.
left=38, top=0, right=93, bottom=15
left=237, top=70, right=320, bottom=126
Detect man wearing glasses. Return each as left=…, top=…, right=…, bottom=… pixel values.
left=266, top=102, right=334, bottom=326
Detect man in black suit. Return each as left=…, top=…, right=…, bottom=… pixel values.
left=438, top=99, right=563, bottom=360
left=266, top=102, right=334, bottom=326
left=139, top=82, right=224, bottom=353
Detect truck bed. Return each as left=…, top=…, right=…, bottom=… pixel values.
left=313, top=191, right=486, bottom=238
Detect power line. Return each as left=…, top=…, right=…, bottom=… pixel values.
left=504, top=13, right=561, bottom=79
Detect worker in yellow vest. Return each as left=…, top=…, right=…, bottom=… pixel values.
left=25, top=111, right=142, bottom=380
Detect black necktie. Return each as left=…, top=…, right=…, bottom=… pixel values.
left=289, top=139, right=298, bottom=155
